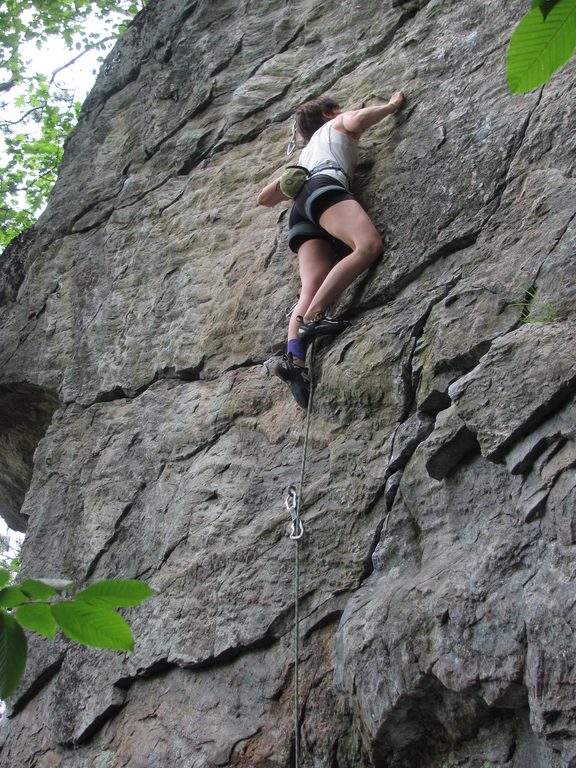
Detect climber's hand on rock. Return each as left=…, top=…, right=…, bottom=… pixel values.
left=389, top=91, right=406, bottom=111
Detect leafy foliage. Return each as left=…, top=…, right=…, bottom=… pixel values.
left=0, top=531, right=21, bottom=582
left=1, top=77, right=81, bottom=244
left=0, top=569, right=155, bottom=700
left=508, top=0, right=576, bottom=92
left=0, top=1, right=148, bottom=250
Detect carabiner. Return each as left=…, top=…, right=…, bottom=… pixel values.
left=289, top=518, right=305, bottom=540
left=285, top=484, right=304, bottom=539
left=285, top=484, right=298, bottom=516
left=287, top=119, right=297, bottom=156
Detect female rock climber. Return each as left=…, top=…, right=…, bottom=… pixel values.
left=257, top=90, right=405, bottom=408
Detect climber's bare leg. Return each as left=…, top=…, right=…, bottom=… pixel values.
left=303, top=199, right=382, bottom=321
left=288, top=239, right=334, bottom=364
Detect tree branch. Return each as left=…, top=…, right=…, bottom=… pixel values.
left=49, top=35, right=116, bottom=86
left=0, top=101, right=50, bottom=129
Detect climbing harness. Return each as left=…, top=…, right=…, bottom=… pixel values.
left=279, top=161, right=352, bottom=200
left=284, top=341, right=315, bottom=768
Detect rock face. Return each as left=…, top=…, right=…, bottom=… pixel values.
left=1, top=0, right=575, bottom=765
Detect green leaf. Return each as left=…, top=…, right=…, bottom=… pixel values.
left=19, top=579, right=60, bottom=600
left=51, top=602, right=134, bottom=651
left=74, top=579, right=156, bottom=608
left=507, top=0, right=576, bottom=92
left=0, top=610, right=27, bottom=699
left=0, top=569, right=10, bottom=589
left=15, top=603, right=57, bottom=638
left=0, top=586, right=28, bottom=608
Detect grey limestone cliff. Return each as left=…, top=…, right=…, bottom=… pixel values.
left=1, top=0, right=575, bottom=766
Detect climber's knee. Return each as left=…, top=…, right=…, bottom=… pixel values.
left=357, top=232, right=383, bottom=268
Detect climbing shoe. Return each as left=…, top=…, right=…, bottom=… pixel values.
left=297, top=313, right=351, bottom=341
left=272, top=353, right=310, bottom=409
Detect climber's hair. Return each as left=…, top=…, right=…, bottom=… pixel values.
left=294, top=96, right=340, bottom=142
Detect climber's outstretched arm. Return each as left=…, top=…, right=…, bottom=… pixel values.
left=257, top=177, right=289, bottom=207
left=339, top=91, right=405, bottom=137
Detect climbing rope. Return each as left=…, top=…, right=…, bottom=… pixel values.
left=284, top=341, right=315, bottom=768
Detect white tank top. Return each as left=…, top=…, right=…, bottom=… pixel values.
left=298, top=119, right=358, bottom=190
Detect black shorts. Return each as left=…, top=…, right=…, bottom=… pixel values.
left=288, top=175, right=354, bottom=254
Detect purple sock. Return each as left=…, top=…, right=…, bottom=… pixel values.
left=287, top=338, right=307, bottom=362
